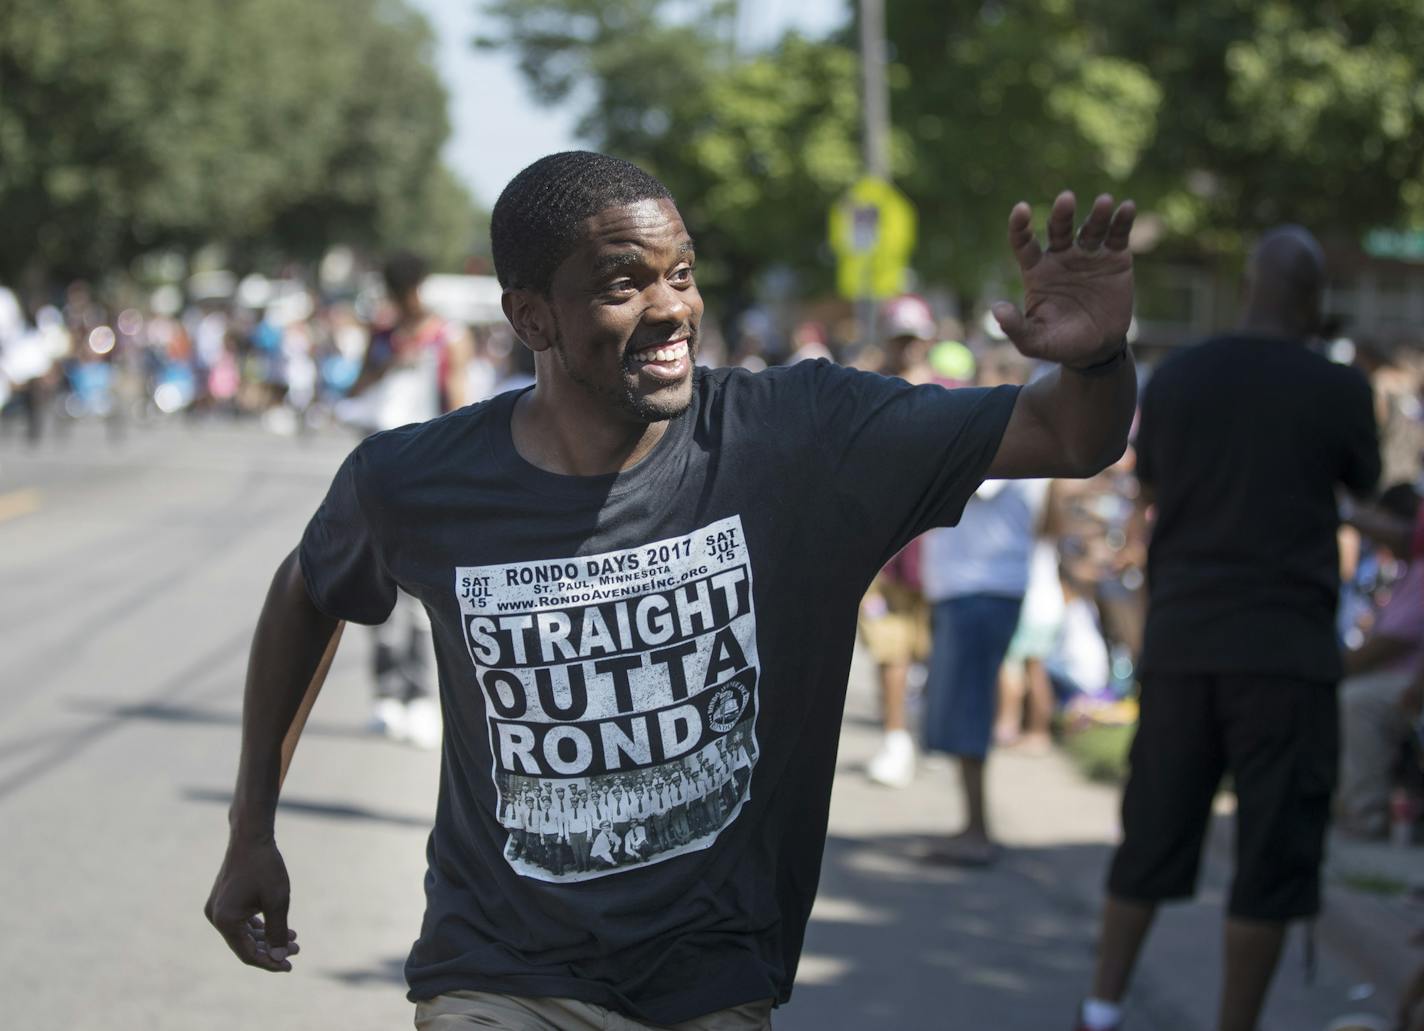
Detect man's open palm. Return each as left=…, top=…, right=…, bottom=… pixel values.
left=992, top=192, right=1136, bottom=369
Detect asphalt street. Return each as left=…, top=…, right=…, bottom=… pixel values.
left=0, top=417, right=1404, bottom=1030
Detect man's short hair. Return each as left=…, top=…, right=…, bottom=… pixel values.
left=382, top=250, right=428, bottom=299
left=490, top=151, right=675, bottom=293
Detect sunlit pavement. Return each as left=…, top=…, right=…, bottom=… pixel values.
left=0, top=418, right=1407, bottom=1030
left=793, top=653, right=1413, bottom=1031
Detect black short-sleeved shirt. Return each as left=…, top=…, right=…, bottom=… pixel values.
left=1135, top=335, right=1379, bottom=680
left=299, top=360, right=1018, bottom=1023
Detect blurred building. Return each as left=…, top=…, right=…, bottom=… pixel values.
left=1135, top=233, right=1424, bottom=348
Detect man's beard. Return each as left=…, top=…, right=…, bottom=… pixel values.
left=550, top=313, right=698, bottom=424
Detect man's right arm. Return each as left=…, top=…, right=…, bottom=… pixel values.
left=204, top=548, right=342, bottom=972
left=1343, top=501, right=1414, bottom=557
left=1338, top=368, right=1382, bottom=498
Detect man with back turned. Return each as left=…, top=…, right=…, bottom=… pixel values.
left=1076, top=227, right=1380, bottom=1031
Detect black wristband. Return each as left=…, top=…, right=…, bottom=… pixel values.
left=1065, top=339, right=1130, bottom=376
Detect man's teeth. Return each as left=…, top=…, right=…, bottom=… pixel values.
left=637, top=340, right=688, bottom=362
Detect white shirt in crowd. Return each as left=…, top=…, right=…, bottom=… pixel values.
left=921, top=479, right=1050, bottom=601
left=1048, top=596, right=1112, bottom=695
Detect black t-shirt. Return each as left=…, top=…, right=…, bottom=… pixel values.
left=1135, top=335, right=1379, bottom=680
left=299, top=360, right=1017, bottom=1022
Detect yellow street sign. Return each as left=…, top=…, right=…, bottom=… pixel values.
left=829, top=176, right=917, bottom=300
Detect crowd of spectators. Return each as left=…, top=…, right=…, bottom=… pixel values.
left=3, top=270, right=1420, bottom=851
left=0, top=274, right=531, bottom=443
left=834, top=293, right=1424, bottom=861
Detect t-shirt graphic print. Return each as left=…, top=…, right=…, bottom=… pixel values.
left=455, top=515, right=761, bottom=882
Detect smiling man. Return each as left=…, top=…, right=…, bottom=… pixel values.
left=206, top=151, right=1137, bottom=1029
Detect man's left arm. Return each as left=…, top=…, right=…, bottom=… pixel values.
left=988, top=358, right=1137, bottom=479
left=985, top=192, right=1138, bottom=480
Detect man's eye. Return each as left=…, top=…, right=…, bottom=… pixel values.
left=671, top=265, right=695, bottom=284
left=605, top=278, right=635, bottom=293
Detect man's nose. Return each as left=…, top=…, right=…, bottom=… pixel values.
left=644, top=278, right=692, bottom=328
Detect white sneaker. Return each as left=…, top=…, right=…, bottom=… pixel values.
left=369, top=698, right=408, bottom=741
left=867, top=729, right=915, bottom=788
left=403, top=697, right=443, bottom=750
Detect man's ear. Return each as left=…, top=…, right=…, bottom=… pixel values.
left=502, top=289, right=555, bottom=352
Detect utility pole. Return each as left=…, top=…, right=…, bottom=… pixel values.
left=857, top=0, right=890, bottom=349
left=859, top=0, right=891, bottom=180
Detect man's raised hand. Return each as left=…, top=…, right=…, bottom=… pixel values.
left=204, top=837, right=300, bottom=972
left=990, top=191, right=1136, bottom=369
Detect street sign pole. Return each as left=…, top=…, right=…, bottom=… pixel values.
left=857, top=0, right=890, bottom=349
left=829, top=10, right=916, bottom=334
left=859, top=0, right=890, bottom=180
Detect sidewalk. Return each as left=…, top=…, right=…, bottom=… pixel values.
left=779, top=649, right=1420, bottom=1030
left=1317, top=831, right=1423, bottom=1015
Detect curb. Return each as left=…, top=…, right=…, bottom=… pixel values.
left=1203, top=813, right=1420, bottom=995
left=1317, top=881, right=1419, bottom=994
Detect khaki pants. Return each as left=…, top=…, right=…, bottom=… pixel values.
left=415, top=990, right=773, bottom=1031
left=857, top=577, right=930, bottom=666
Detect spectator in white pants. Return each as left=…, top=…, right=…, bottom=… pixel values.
left=370, top=588, right=442, bottom=749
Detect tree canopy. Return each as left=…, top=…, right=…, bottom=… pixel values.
left=885, top=0, right=1160, bottom=292
left=0, top=0, right=480, bottom=286
left=1084, top=0, right=1424, bottom=249
left=477, top=0, right=862, bottom=302
left=479, top=0, right=1424, bottom=304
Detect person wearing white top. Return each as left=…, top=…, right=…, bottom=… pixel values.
left=921, top=399, right=1050, bottom=866
left=996, top=529, right=1068, bottom=752
left=565, top=796, right=593, bottom=872
left=610, top=788, right=634, bottom=839
left=590, top=823, right=620, bottom=867
left=539, top=804, right=565, bottom=875
left=623, top=822, right=649, bottom=861
left=668, top=776, right=691, bottom=842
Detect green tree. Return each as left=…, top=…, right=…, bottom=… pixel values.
left=481, top=0, right=1424, bottom=306
left=381, top=162, right=489, bottom=273
left=1079, top=0, right=1424, bottom=251
left=477, top=0, right=862, bottom=303
left=666, top=34, right=863, bottom=301
left=0, top=0, right=479, bottom=285
left=256, top=0, right=475, bottom=266
left=481, top=0, right=1163, bottom=305
left=893, top=0, right=1424, bottom=280
left=885, top=0, right=1160, bottom=298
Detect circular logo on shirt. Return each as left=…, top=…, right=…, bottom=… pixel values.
left=705, top=682, right=748, bottom=733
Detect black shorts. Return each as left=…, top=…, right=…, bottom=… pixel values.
left=1107, top=673, right=1338, bottom=921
